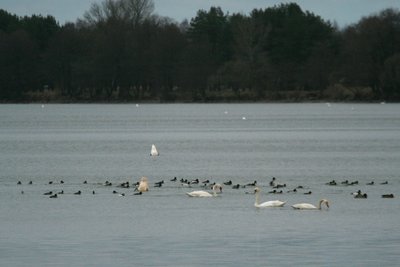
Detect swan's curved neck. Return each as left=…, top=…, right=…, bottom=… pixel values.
left=318, top=200, right=324, bottom=210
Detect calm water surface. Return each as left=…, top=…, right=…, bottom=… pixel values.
left=0, top=103, right=399, bottom=266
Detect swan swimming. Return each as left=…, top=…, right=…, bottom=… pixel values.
left=150, top=144, right=159, bottom=156
left=292, top=199, right=330, bottom=210
left=137, top=176, right=149, bottom=192
left=254, top=187, right=286, bottom=208
left=186, top=184, right=222, bottom=197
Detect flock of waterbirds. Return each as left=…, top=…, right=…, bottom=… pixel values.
left=15, top=175, right=394, bottom=209
left=325, top=179, right=394, bottom=199
left=12, top=144, right=396, bottom=209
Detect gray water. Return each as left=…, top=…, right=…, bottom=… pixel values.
left=0, top=103, right=399, bottom=266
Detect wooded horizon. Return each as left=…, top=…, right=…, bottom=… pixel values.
left=1, top=1, right=399, bottom=102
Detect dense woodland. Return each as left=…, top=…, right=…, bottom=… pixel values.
left=1, top=0, right=400, bottom=102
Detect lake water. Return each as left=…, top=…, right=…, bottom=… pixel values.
left=0, top=103, right=399, bottom=266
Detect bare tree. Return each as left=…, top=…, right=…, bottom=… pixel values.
left=122, top=0, right=154, bottom=26
left=80, top=0, right=154, bottom=27
left=81, top=0, right=124, bottom=26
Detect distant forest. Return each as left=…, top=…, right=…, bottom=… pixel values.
left=1, top=0, right=400, bottom=102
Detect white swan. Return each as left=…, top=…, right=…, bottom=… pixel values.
left=292, top=199, right=330, bottom=210
left=137, top=176, right=149, bottom=192
left=254, top=187, right=286, bottom=208
left=186, top=184, right=222, bottom=197
left=150, top=144, right=159, bottom=156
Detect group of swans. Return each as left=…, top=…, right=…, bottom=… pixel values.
left=186, top=186, right=330, bottom=210
left=254, top=187, right=329, bottom=210
left=136, top=173, right=329, bottom=210
left=147, top=145, right=328, bottom=208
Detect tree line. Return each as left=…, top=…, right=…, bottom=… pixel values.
left=1, top=0, right=400, bottom=102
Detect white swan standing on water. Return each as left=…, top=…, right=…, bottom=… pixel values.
left=150, top=144, right=159, bottom=157
left=186, top=184, right=222, bottom=197
left=292, top=199, right=330, bottom=210
left=254, top=187, right=286, bottom=208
